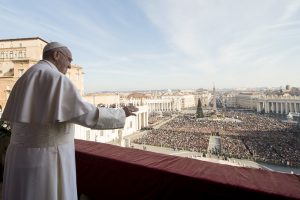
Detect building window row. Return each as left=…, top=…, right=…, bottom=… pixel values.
left=0, top=50, right=26, bottom=59
left=0, top=43, right=22, bottom=48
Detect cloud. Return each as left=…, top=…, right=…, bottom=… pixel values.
left=1, top=0, right=300, bottom=91
left=135, top=0, right=300, bottom=89
left=279, top=0, right=300, bottom=22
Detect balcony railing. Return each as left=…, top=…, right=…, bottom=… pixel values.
left=75, top=139, right=300, bottom=200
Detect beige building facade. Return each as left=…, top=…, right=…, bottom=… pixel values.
left=0, top=37, right=84, bottom=110
left=236, top=92, right=260, bottom=110
left=223, top=92, right=261, bottom=110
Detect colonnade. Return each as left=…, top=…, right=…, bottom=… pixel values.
left=147, top=101, right=177, bottom=112
left=257, top=98, right=300, bottom=114
left=124, top=98, right=180, bottom=112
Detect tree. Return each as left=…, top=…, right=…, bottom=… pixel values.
left=196, top=99, right=204, bottom=118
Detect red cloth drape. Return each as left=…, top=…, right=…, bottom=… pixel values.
left=75, top=140, right=300, bottom=200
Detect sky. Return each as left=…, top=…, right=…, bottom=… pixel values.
left=1, top=0, right=300, bottom=92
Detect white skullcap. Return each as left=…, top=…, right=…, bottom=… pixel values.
left=43, top=42, right=67, bottom=54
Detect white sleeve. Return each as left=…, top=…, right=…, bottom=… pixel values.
left=69, top=107, right=126, bottom=130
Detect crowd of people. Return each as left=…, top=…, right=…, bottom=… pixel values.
left=134, top=111, right=300, bottom=167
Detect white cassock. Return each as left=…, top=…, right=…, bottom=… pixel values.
left=1, top=60, right=126, bottom=200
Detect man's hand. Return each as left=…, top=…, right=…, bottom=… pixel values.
left=123, top=105, right=139, bottom=117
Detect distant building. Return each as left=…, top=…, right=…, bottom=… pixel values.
left=84, top=93, right=121, bottom=107
left=195, top=91, right=211, bottom=107
left=223, top=92, right=237, bottom=108
left=0, top=37, right=84, bottom=110
left=120, top=91, right=201, bottom=113
left=236, top=92, right=261, bottom=110
left=223, top=92, right=261, bottom=110
left=78, top=93, right=149, bottom=145
left=74, top=105, right=148, bottom=146
left=127, top=92, right=150, bottom=99
left=162, top=94, right=195, bottom=109
left=257, top=95, right=300, bottom=114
